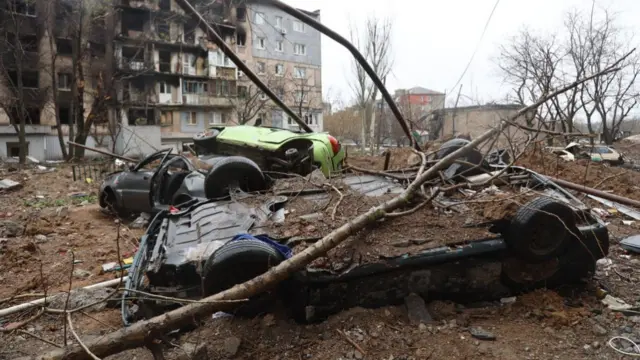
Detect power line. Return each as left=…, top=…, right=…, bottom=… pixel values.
left=448, top=0, right=501, bottom=93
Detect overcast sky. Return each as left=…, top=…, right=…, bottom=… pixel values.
left=283, top=0, right=640, bottom=107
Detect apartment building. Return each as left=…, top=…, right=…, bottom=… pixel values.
left=0, top=0, right=240, bottom=159
left=234, top=1, right=323, bottom=131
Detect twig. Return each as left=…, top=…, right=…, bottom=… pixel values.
left=18, top=329, right=63, bottom=348
left=593, top=171, right=625, bottom=190
left=67, top=313, right=102, bottom=360
left=0, top=308, right=44, bottom=332
left=614, top=268, right=632, bottom=282
left=324, top=183, right=344, bottom=220
left=62, top=251, right=76, bottom=346
left=79, top=311, right=117, bottom=331
left=387, top=189, right=441, bottom=218
left=118, top=288, right=248, bottom=305
left=336, top=329, right=366, bottom=356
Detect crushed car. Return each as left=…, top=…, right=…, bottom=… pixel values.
left=122, top=143, right=609, bottom=324
left=192, top=125, right=346, bottom=177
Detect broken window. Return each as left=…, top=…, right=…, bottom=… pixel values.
left=128, top=109, right=155, bottom=125
left=275, top=64, right=284, bottom=76
left=159, top=51, right=171, bottom=72
left=19, top=35, right=38, bottom=52
left=8, top=0, right=36, bottom=16
left=294, top=90, right=305, bottom=103
left=159, top=0, right=170, bottom=11
left=8, top=71, right=39, bottom=88
left=58, top=73, right=71, bottom=90
left=184, top=23, right=196, bottom=44
left=156, top=21, right=170, bottom=40
left=89, top=42, right=105, bottom=58
left=293, top=43, right=306, bottom=55
left=237, top=85, right=247, bottom=98
left=160, top=111, right=173, bottom=126
left=256, top=37, right=265, bottom=50
left=276, top=87, right=284, bottom=100
left=256, top=61, right=265, bottom=74
left=7, top=142, right=28, bottom=157
left=122, top=12, right=144, bottom=33
left=58, top=106, right=71, bottom=125
left=122, top=47, right=145, bottom=70
left=236, top=6, right=246, bottom=21
left=236, top=33, right=246, bottom=46
left=56, top=39, right=73, bottom=55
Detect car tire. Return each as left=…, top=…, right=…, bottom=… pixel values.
left=204, top=156, right=267, bottom=199
left=504, top=197, right=578, bottom=263
left=193, top=129, right=220, bottom=141
left=203, top=239, right=285, bottom=316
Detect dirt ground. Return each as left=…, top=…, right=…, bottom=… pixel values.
left=2, top=155, right=640, bottom=360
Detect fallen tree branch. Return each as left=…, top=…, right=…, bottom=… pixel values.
left=337, top=329, right=366, bottom=356
left=39, top=57, right=629, bottom=360
left=67, top=313, right=102, bottom=360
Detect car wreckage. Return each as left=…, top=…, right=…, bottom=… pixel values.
left=116, top=0, right=609, bottom=326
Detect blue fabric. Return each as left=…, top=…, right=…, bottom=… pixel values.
left=231, top=233, right=293, bottom=259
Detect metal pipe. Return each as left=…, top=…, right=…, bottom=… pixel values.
left=264, top=0, right=419, bottom=150
left=68, top=141, right=137, bottom=163
left=548, top=176, right=640, bottom=209
left=0, top=277, right=128, bottom=318
left=175, top=0, right=313, bottom=133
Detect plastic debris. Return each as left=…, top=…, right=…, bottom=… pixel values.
left=0, top=179, right=21, bottom=191
left=601, top=295, right=633, bottom=311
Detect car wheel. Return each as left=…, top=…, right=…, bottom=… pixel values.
left=504, top=197, right=578, bottom=263
left=204, top=156, right=267, bottom=199
left=193, top=129, right=220, bottom=141
left=202, top=239, right=285, bottom=316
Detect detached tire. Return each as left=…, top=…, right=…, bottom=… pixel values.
left=203, top=239, right=285, bottom=315
left=204, top=156, right=267, bottom=199
left=504, top=197, right=578, bottom=262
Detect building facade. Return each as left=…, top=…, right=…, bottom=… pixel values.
left=0, top=0, right=323, bottom=161
left=234, top=2, right=323, bottom=131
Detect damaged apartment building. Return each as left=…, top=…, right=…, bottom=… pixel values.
left=0, top=0, right=322, bottom=160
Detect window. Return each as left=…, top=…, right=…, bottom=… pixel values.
left=58, top=106, right=71, bottom=125
left=159, top=82, right=171, bottom=94
left=10, top=0, right=36, bottom=16
left=160, top=111, right=173, bottom=126
left=7, top=142, right=28, bottom=157
left=159, top=51, right=171, bottom=72
left=9, top=71, right=38, bottom=88
left=294, top=91, right=305, bottom=103
left=293, top=20, right=305, bottom=32
left=237, top=85, right=248, bottom=98
left=275, top=64, right=284, bottom=76
left=294, top=67, right=306, bottom=79
left=254, top=12, right=265, bottom=24
left=210, top=112, right=223, bottom=125
left=185, top=111, right=197, bottom=125
left=256, top=37, right=265, bottom=50
left=236, top=6, right=246, bottom=21
left=236, top=33, right=246, bottom=46
left=215, top=80, right=231, bottom=96
left=183, top=80, right=208, bottom=94
left=58, top=73, right=71, bottom=90
left=276, top=87, right=284, bottom=99
left=275, top=40, right=283, bottom=52
left=182, top=53, right=196, bottom=75
left=293, top=43, right=306, bottom=55
left=156, top=21, right=170, bottom=40
left=56, top=39, right=72, bottom=55
left=256, top=61, right=265, bottom=74
left=159, top=0, right=170, bottom=11
left=275, top=16, right=283, bottom=29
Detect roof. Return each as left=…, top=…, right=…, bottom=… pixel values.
left=406, top=87, right=444, bottom=95
left=442, top=104, right=523, bottom=112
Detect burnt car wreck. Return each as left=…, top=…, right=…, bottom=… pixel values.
left=122, top=153, right=609, bottom=324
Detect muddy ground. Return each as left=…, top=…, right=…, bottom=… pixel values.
left=1, top=155, right=640, bottom=359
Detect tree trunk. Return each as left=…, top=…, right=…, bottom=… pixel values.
left=360, top=107, right=367, bottom=152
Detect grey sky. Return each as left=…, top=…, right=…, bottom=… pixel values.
left=283, top=0, right=640, bottom=107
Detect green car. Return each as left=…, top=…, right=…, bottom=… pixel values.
left=192, top=125, right=345, bottom=177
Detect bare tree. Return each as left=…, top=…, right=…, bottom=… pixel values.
left=348, top=16, right=394, bottom=152
left=232, top=82, right=270, bottom=125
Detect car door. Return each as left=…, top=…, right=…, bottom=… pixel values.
left=119, top=154, right=164, bottom=212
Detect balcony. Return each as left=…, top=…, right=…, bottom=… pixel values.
left=182, top=94, right=231, bottom=107
left=123, top=90, right=156, bottom=105
left=211, top=66, right=237, bottom=80
left=118, top=58, right=152, bottom=72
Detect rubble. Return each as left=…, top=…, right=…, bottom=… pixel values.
left=0, top=179, right=21, bottom=191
